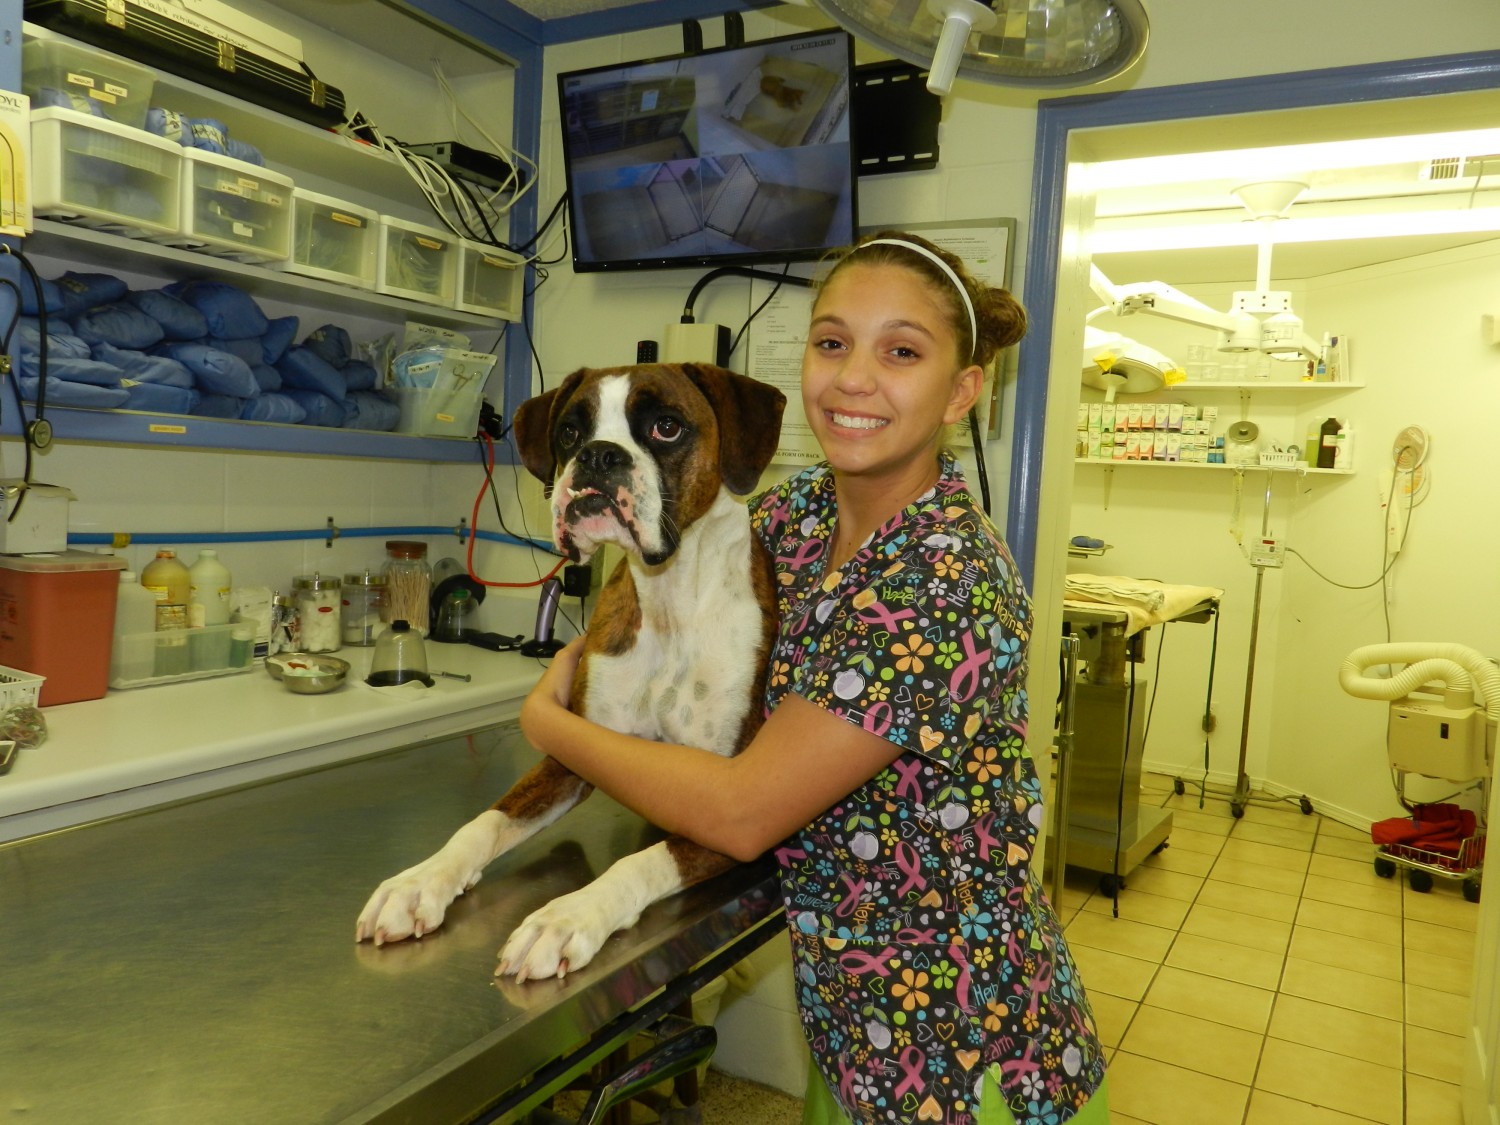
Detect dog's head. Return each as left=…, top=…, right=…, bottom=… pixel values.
left=512, top=363, right=786, bottom=566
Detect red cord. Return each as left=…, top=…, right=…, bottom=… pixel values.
left=467, top=431, right=567, bottom=588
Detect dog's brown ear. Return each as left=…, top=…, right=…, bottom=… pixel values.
left=512, top=369, right=588, bottom=483
left=681, top=364, right=787, bottom=495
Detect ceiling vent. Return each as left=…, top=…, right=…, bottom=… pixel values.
left=1423, top=154, right=1500, bottom=181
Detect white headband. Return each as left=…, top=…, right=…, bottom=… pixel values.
left=860, top=238, right=977, bottom=364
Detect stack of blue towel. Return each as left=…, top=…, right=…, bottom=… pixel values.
left=9, top=264, right=402, bottom=432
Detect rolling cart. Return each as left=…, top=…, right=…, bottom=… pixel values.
left=1372, top=771, right=1486, bottom=902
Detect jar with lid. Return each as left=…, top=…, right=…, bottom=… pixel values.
left=342, top=570, right=387, bottom=646
left=381, top=541, right=431, bottom=635
left=293, top=573, right=343, bottom=652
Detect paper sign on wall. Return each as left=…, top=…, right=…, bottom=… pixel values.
left=0, top=91, right=32, bottom=238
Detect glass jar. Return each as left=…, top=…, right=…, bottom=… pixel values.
left=381, top=540, right=431, bottom=635
left=341, top=570, right=387, bottom=646
left=293, top=572, right=343, bottom=652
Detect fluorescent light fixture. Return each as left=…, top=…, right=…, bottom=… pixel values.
left=1089, top=205, right=1500, bottom=254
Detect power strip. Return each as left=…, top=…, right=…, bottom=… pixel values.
left=404, top=141, right=522, bottom=193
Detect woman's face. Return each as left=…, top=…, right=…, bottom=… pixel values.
left=802, top=262, right=980, bottom=487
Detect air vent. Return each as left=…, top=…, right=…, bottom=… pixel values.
left=1424, top=154, right=1500, bottom=180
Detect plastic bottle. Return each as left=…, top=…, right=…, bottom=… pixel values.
left=1302, top=422, right=1321, bottom=465
left=111, top=570, right=158, bottom=683
left=188, top=549, right=232, bottom=626
left=141, top=549, right=191, bottom=631
left=1316, top=416, right=1343, bottom=469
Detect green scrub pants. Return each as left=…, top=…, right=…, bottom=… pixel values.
left=802, top=1062, right=1110, bottom=1125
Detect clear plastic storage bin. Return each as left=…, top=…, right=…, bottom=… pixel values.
left=166, top=149, right=293, bottom=262
left=109, top=621, right=256, bottom=689
left=285, top=189, right=378, bottom=289
left=457, top=239, right=524, bottom=319
left=23, top=36, right=154, bottom=128
left=31, top=107, right=184, bottom=238
left=394, top=384, right=484, bottom=438
left=376, top=216, right=457, bottom=305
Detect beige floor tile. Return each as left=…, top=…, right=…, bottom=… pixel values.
left=1319, top=817, right=1370, bottom=841
left=1161, top=805, right=1236, bottom=835
left=1407, top=1025, right=1465, bottom=1085
left=1288, top=925, right=1404, bottom=979
left=1314, top=833, right=1376, bottom=863
left=1069, top=944, right=1158, bottom=1002
left=1065, top=911, right=1176, bottom=962
left=1406, top=1073, right=1464, bottom=1125
left=1405, top=918, right=1476, bottom=963
left=1218, top=837, right=1313, bottom=871
left=1142, top=965, right=1275, bottom=1034
left=1309, top=852, right=1393, bottom=886
left=1245, top=1089, right=1387, bottom=1125
left=1141, top=772, right=1176, bottom=794
left=1182, top=902, right=1292, bottom=955
left=1295, top=898, right=1403, bottom=946
left=1255, top=1037, right=1403, bottom=1124
left=1118, top=1004, right=1262, bottom=1084
left=1233, top=818, right=1317, bottom=849
left=1406, top=982, right=1469, bottom=1036
left=1408, top=949, right=1476, bottom=998
left=1301, top=873, right=1402, bottom=915
left=1195, top=879, right=1300, bottom=924
left=1166, top=932, right=1284, bottom=990
left=1166, top=826, right=1226, bottom=857
left=1081, top=887, right=1192, bottom=930
left=1402, top=887, right=1479, bottom=931
left=1141, top=843, right=1217, bottom=877
left=1106, top=1051, right=1250, bottom=1125
left=1266, top=993, right=1403, bottom=1068
left=1279, top=957, right=1403, bottom=1020
left=1121, top=864, right=1204, bottom=903
left=1087, top=990, right=1136, bottom=1049
left=1238, top=797, right=1318, bottom=828
left=1209, top=857, right=1307, bottom=897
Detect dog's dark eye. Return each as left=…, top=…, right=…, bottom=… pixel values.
left=651, top=417, right=684, bottom=443
left=557, top=422, right=580, bottom=449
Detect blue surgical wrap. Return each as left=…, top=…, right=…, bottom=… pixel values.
left=72, top=303, right=166, bottom=350
left=152, top=342, right=259, bottom=397
left=343, top=390, right=401, bottom=431
left=282, top=389, right=345, bottom=427
left=276, top=346, right=346, bottom=401
left=226, top=139, right=264, bottom=165
left=261, top=316, right=299, bottom=364
left=127, top=289, right=209, bottom=340
left=342, top=359, right=379, bottom=392
left=18, top=353, right=124, bottom=386
left=35, top=88, right=109, bottom=116
left=252, top=363, right=282, bottom=392
left=163, top=280, right=270, bottom=339
left=90, top=343, right=194, bottom=388
left=0, top=260, right=63, bottom=315
left=123, top=380, right=199, bottom=414
left=240, top=393, right=306, bottom=424
left=16, top=322, right=91, bottom=362
left=21, top=376, right=130, bottom=408
left=56, top=271, right=128, bottom=319
left=209, top=335, right=265, bottom=368
left=302, top=323, right=352, bottom=369
left=191, top=393, right=247, bottom=419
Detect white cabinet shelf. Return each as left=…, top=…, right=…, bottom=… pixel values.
left=1162, top=381, right=1365, bottom=391
left=1075, top=459, right=1353, bottom=475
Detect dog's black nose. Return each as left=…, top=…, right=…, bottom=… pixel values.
left=575, top=440, right=631, bottom=475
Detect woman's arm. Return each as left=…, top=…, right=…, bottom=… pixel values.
left=521, top=643, right=904, bottom=862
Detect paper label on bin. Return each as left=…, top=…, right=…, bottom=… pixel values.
left=65, top=71, right=97, bottom=89
left=331, top=211, right=364, bottom=227
left=435, top=413, right=455, bottom=422
left=415, top=236, right=445, bottom=251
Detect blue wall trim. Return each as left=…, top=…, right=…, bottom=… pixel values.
left=542, top=0, right=781, bottom=46
left=1007, top=49, right=1500, bottom=586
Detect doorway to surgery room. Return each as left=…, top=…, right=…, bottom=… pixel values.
left=1014, top=55, right=1500, bottom=1119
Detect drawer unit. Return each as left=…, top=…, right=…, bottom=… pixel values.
left=165, top=148, right=293, bottom=263
left=376, top=216, right=457, bottom=306
left=23, top=36, right=154, bottom=128
left=285, top=188, right=378, bottom=289
left=31, top=107, right=183, bottom=238
left=457, top=239, right=524, bottom=320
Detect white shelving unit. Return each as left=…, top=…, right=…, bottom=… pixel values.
left=1074, top=459, right=1353, bottom=475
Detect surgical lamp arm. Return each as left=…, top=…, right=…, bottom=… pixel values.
left=1090, top=265, right=1262, bottom=351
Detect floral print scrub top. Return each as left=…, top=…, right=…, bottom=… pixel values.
left=751, top=453, right=1105, bottom=1125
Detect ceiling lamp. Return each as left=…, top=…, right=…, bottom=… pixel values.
left=809, top=0, right=1149, bottom=96
left=1081, top=326, right=1173, bottom=401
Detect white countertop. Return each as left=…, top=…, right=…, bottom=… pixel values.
left=0, top=642, right=546, bottom=843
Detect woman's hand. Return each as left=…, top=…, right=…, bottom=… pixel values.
left=520, top=636, right=585, bottom=751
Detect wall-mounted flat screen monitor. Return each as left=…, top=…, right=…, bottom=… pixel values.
left=558, top=28, right=858, bottom=272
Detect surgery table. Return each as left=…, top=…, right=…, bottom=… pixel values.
left=0, top=721, right=783, bottom=1124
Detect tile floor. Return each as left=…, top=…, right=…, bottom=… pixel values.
left=575, top=773, right=1480, bottom=1125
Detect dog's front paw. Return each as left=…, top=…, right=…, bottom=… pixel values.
left=495, top=888, right=627, bottom=981
left=355, top=857, right=473, bottom=946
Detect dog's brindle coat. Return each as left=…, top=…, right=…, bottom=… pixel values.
left=356, top=363, right=785, bottom=980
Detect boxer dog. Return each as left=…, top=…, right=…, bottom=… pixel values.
left=356, top=363, right=785, bottom=981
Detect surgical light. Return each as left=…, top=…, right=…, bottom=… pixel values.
left=1081, top=327, right=1173, bottom=402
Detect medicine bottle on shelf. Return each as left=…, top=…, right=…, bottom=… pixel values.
left=141, top=549, right=190, bottom=631
left=381, top=541, right=431, bottom=636
left=111, top=570, right=158, bottom=683
left=293, top=573, right=343, bottom=652
left=188, top=549, right=232, bottom=626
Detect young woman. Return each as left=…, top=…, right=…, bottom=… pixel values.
left=520, top=232, right=1107, bottom=1125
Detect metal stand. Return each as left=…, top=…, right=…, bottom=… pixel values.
left=1175, top=468, right=1313, bottom=819
left=1050, top=632, right=1081, bottom=909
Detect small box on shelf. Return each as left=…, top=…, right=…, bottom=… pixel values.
left=23, top=36, right=154, bottom=128
left=457, top=239, right=523, bottom=319
left=164, top=149, right=293, bottom=262
left=394, top=382, right=485, bottom=439
left=376, top=217, right=457, bottom=306
left=31, top=107, right=183, bottom=238
left=284, top=189, right=378, bottom=289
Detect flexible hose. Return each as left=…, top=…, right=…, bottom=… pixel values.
left=1340, top=643, right=1500, bottom=714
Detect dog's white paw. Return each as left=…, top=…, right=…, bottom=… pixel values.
left=355, top=855, right=476, bottom=945
left=495, top=887, right=632, bottom=981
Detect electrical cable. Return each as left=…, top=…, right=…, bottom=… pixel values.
left=0, top=264, right=38, bottom=522
left=1285, top=470, right=1409, bottom=590
left=466, top=431, right=566, bottom=589
left=728, top=264, right=790, bottom=360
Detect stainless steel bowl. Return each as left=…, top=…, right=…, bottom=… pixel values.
left=269, top=653, right=350, bottom=694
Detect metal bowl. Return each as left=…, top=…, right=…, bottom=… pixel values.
left=269, top=653, right=350, bottom=694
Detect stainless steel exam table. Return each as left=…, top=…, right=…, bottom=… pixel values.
left=0, top=721, right=783, bottom=1124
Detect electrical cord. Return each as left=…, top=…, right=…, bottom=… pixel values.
left=466, top=431, right=566, bottom=590
left=1285, top=469, right=1410, bottom=590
